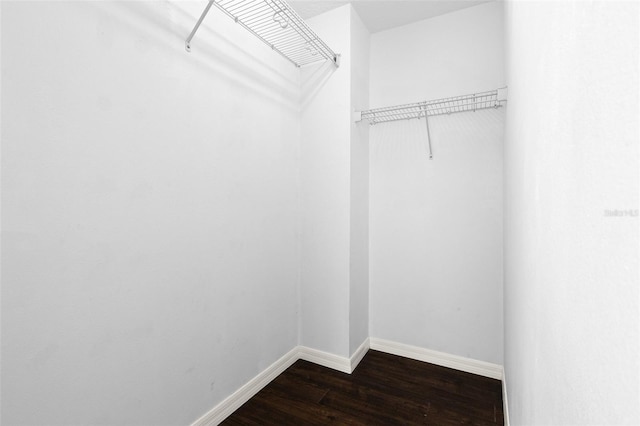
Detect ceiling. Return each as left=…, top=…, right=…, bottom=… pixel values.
left=288, top=0, right=492, bottom=33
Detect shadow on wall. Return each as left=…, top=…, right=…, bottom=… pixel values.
left=90, top=1, right=301, bottom=113
left=300, top=59, right=339, bottom=110
left=370, top=107, right=505, bottom=167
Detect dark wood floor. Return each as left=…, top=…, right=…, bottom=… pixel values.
left=221, top=350, right=504, bottom=425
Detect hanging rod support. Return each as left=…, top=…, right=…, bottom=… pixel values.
left=185, top=0, right=215, bottom=52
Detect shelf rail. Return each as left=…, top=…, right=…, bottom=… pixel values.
left=185, top=0, right=340, bottom=68
left=357, top=88, right=508, bottom=159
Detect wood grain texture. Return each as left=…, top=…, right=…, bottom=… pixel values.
left=221, top=350, right=504, bottom=425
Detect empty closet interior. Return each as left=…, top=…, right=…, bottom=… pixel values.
left=2, top=0, right=638, bottom=425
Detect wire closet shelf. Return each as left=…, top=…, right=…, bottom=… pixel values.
left=185, top=0, right=340, bottom=68
left=360, top=89, right=505, bottom=125
left=358, top=88, right=507, bottom=160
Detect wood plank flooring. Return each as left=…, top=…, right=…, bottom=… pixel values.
left=221, top=350, right=504, bottom=425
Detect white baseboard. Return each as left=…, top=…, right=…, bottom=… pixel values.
left=350, top=338, right=370, bottom=372
left=296, top=337, right=370, bottom=374
left=502, top=367, right=510, bottom=426
left=297, top=345, right=352, bottom=373
left=192, top=338, right=503, bottom=426
left=191, top=343, right=362, bottom=426
left=191, top=347, right=299, bottom=426
left=369, top=338, right=503, bottom=380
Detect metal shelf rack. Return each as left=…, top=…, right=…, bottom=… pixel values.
left=185, top=0, right=340, bottom=68
left=357, top=88, right=507, bottom=159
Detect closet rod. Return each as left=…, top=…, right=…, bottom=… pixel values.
left=185, top=0, right=340, bottom=68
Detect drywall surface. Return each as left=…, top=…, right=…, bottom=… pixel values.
left=299, top=5, right=352, bottom=357
left=370, top=1, right=505, bottom=108
left=348, top=7, right=370, bottom=355
left=369, top=2, right=505, bottom=364
left=503, top=0, right=639, bottom=424
left=1, top=2, right=300, bottom=425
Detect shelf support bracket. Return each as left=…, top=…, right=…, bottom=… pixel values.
left=186, top=0, right=215, bottom=52
left=422, top=105, right=433, bottom=160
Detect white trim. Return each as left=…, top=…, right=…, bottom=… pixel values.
left=369, top=338, right=503, bottom=380
left=349, top=338, right=370, bottom=372
left=192, top=340, right=504, bottom=425
left=502, top=367, right=510, bottom=426
left=297, top=345, right=351, bottom=374
left=191, top=347, right=299, bottom=426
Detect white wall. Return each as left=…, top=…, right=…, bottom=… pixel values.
left=503, top=0, right=639, bottom=424
left=369, top=1, right=505, bottom=365
left=0, top=2, right=300, bottom=425
left=299, top=4, right=371, bottom=359
left=348, top=9, right=370, bottom=355
left=370, top=1, right=504, bottom=108
left=299, top=5, right=352, bottom=357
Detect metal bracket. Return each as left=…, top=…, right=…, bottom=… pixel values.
left=497, top=86, right=508, bottom=102
left=185, top=0, right=215, bottom=52
left=422, top=105, right=433, bottom=160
